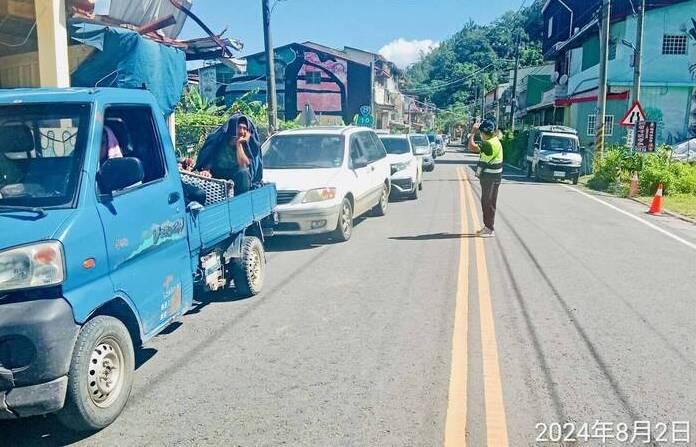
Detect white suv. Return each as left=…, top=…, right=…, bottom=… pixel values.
left=379, top=134, right=422, bottom=200
left=262, top=127, right=391, bottom=241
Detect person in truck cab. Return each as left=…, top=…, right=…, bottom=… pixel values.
left=194, top=114, right=261, bottom=196
left=100, top=125, right=123, bottom=163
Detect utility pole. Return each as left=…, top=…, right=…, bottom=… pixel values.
left=631, top=0, right=645, bottom=104
left=262, top=0, right=278, bottom=133
left=509, top=34, right=521, bottom=131
left=480, top=79, right=486, bottom=120
left=595, top=0, right=611, bottom=159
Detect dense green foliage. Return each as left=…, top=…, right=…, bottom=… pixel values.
left=588, top=147, right=696, bottom=197
left=501, top=130, right=529, bottom=166
left=175, top=87, right=299, bottom=159
left=405, top=0, right=545, bottom=122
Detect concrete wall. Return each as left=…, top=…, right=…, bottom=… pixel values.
left=570, top=98, right=629, bottom=148
left=0, top=45, right=93, bottom=88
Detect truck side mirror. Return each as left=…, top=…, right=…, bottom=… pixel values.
left=98, top=157, right=144, bottom=193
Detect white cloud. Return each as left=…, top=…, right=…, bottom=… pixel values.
left=379, top=38, right=439, bottom=68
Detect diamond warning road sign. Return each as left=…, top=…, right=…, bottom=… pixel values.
left=620, top=100, right=646, bottom=127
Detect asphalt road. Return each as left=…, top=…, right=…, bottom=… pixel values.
left=2, top=151, right=695, bottom=446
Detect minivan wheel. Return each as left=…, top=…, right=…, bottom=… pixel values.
left=331, top=197, right=353, bottom=242
left=58, top=316, right=134, bottom=432
left=372, top=184, right=389, bottom=216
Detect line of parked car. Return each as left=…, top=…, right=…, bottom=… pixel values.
left=261, top=127, right=446, bottom=242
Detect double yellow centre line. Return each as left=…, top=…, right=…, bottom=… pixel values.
left=445, top=167, right=509, bottom=446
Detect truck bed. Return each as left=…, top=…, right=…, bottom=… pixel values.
left=187, top=183, right=277, bottom=251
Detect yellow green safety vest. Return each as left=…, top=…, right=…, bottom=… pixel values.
left=479, top=136, right=503, bottom=175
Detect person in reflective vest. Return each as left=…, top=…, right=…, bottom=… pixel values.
left=468, top=119, right=503, bottom=237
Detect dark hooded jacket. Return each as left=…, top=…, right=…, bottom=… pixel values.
left=194, top=113, right=263, bottom=187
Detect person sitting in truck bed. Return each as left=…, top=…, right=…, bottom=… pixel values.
left=193, top=114, right=262, bottom=196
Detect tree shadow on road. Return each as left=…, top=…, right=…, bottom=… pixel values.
left=390, top=232, right=479, bottom=241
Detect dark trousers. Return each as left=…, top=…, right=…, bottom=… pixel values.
left=233, top=168, right=251, bottom=196
left=480, top=177, right=501, bottom=231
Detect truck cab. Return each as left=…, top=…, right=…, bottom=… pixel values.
left=524, top=125, right=583, bottom=184
left=0, top=88, right=276, bottom=431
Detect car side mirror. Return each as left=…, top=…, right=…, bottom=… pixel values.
left=352, top=157, right=368, bottom=169
left=98, top=157, right=144, bottom=193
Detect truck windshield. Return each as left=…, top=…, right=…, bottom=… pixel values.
left=0, top=103, right=90, bottom=209
left=263, top=134, right=345, bottom=169
left=541, top=135, right=578, bottom=152
left=380, top=137, right=411, bottom=154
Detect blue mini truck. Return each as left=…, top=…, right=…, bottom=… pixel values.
left=0, top=88, right=276, bottom=431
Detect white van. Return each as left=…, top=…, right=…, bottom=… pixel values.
left=262, top=127, right=391, bottom=241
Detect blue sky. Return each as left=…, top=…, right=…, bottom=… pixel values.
left=178, top=0, right=524, bottom=67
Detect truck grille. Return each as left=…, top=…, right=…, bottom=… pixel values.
left=276, top=190, right=299, bottom=205
left=275, top=222, right=301, bottom=232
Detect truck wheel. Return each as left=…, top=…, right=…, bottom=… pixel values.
left=526, top=163, right=532, bottom=178
left=572, top=175, right=579, bottom=185
left=57, top=316, right=134, bottom=432
left=372, top=183, right=389, bottom=216
left=331, top=197, right=353, bottom=242
left=231, top=236, right=266, bottom=297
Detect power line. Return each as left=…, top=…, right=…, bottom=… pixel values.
left=404, top=60, right=515, bottom=95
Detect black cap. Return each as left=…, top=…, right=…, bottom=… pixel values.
left=480, top=119, right=497, bottom=134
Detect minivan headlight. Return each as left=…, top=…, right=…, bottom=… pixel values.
left=391, top=161, right=411, bottom=174
left=0, top=241, right=65, bottom=291
left=302, top=188, right=337, bottom=203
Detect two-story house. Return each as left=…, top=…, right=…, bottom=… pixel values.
left=542, top=0, right=696, bottom=148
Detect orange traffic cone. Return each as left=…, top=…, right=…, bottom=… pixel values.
left=648, top=183, right=663, bottom=215
left=629, top=171, right=639, bottom=197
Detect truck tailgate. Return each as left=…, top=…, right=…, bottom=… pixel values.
left=192, top=184, right=277, bottom=250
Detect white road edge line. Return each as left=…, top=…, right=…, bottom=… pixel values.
left=564, top=185, right=696, bottom=252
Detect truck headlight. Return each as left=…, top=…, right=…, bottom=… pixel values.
left=390, top=161, right=411, bottom=174
left=302, top=187, right=337, bottom=203
left=0, top=241, right=65, bottom=292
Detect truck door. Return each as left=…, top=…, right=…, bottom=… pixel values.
left=533, top=134, right=542, bottom=167
left=96, top=105, right=190, bottom=335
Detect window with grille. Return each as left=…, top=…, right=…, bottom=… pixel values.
left=587, top=115, right=614, bottom=136
left=662, top=34, right=688, bottom=55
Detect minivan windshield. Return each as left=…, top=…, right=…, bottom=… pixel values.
left=0, top=103, right=90, bottom=209
left=263, top=134, right=345, bottom=169
left=380, top=137, right=411, bottom=154
left=541, top=135, right=578, bottom=152
left=409, top=135, right=430, bottom=154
